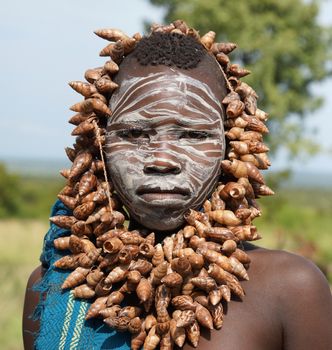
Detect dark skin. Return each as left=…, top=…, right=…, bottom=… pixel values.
left=23, top=57, right=332, bottom=350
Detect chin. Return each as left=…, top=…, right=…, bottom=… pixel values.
left=133, top=211, right=186, bottom=232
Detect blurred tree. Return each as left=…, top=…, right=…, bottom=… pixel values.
left=0, top=163, right=64, bottom=218
left=0, top=163, right=22, bottom=217
left=147, top=0, right=332, bottom=158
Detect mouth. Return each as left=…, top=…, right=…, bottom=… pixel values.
left=136, top=186, right=190, bottom=203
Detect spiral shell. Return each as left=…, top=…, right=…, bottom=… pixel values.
left=152, top=243, right=165, bottom=266
left=104, top=265, right=128, bottom=284
left=104, top=315, right=131, bottom=332
left=85, top=296, right=108, bottom=320
left=129, top=259, right=153, bottom=276
left=103, top=237, right=123, bottom=254
left=136, top=278, right=152, bottom=303
left=161, top=272, right=183, bottom=288
left=62, top=267, right=90, bottom=289
left=208, top=263, right=244, bottom=299
left=209, top=303, right=224, bottom=329
left=160, top=330, right=172, bottom=350
left=73, top=284, right=95, bottom=299
left=208, top=210, right=241, bottom=226
left=84, top=67, right=103, bottom=83
left=57, top=194, right=78, bottom=210
left=200, top=31, right=215, bottom=49
left=53, top=236, right=70, bottom=250
left=73, top=202, right=96, bottom=220
left=50, top=215, right=77, bottom=229
left=69, top=81, right=97, bottom=97
left=150, top=261, right=168, bottom=285
left=221, top=159, right=264, bottom=184
left=170, top=318, right=186, bottom=347
left=131, top=330, right=147, bottom=350
left=95, top=75, right=118, bottom=94
left=86, top=268, right=104, bottom=287
left=174, top=310, right=195, bottom=328
left=171, top=257, right=191, bottom=276
left=99, top=304, right=121, bottom=319
left=195, top=303, right=213, bottom=329
left=162, top=237, right=174, bottom=262
left=128, top=317, right=143, bottom=334
left=54, top=254, right=81, bottom=269
left=171, top=295, right=196, bottom=311
left=191, top=276, right=217, bottom=293
left=70, top=98, right=111, bottom=116
left=103, top=60, right=119, bottom=75
left=144, top=325, right=160, bottom=350
left=186, top=320, right=200, bottom=347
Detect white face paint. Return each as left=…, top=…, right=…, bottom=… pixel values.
left=106, top=68, right=225, bottom=231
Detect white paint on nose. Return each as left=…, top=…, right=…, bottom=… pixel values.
left=144, top=158, right=182, bottom=174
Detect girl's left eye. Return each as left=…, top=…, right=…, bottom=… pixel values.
left=180, top=131, right=209, bottom=139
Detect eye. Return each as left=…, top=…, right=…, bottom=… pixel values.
left=117, top=129, right=149, bottom=139
left=180, top=131, right=209, bottom=140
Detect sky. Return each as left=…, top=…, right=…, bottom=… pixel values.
left=1, top=0, right=331, bottom=173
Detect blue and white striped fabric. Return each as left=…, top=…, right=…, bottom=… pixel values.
left=33, top=200, right=131, bottom=350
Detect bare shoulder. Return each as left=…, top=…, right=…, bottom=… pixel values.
left=23, top=265, right=46, bottom=350
left=246, top=244, right=331, bottom=293
left=26, top=265, right=45, bottom=288
left=245, top=244, right=332, bottom=349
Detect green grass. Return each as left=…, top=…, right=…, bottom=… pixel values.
left=256, top=188, right=332, bottom=280
left=0, top=219, right=48, bottom=350
left=16, top=176, right=64, bottom=219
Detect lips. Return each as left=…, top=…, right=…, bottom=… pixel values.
left=136, top=185, right=190, bottom=202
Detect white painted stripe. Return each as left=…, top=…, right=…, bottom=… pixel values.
left=110, top=71, right=222, bottom=123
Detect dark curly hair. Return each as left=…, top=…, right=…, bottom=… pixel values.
left=133, top=32, right=206, bottom=69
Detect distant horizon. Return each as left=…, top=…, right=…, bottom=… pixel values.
left=2, top=153, right=332, bottom=175
left=2, top=156, right=332, bottom=189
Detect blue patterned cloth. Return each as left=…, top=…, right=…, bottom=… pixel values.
left=33, top=200, right=131, bottom=350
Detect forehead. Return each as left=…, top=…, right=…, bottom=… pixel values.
left=109, top=69, right=224, bottom=125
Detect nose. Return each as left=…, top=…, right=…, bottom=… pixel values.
left=144, top=137, right=182, bottom=175
left=144, top=158, right=181, bottom=174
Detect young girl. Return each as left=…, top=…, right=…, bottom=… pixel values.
left=23, top=22, right=332, bottom=350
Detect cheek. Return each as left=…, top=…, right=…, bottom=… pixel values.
left=186, top=139, right=225, bottom=180
left=185, top=136, right=225, bottom=203
left=187, top=151, right=221, bottom=194
left=106, top=136, right=145, bottom=170
left=106, top=143, right=144, bottom=198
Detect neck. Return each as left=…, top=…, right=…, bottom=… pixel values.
left=128, top=217, right=182, bottom=243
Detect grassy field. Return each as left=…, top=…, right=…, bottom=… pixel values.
left=0, top=187, right=331, bottom=349
left=10, top=176, right=64, bottom=219
left=257, top=188, right=332, bottom=279
left=0, top=219, right=48, bottom=350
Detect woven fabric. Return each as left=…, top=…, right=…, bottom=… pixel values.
left=33, top=200, right=131, bottom=350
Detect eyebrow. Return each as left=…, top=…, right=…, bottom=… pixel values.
left=107, top=117, right=221, bottom=131
left=107, top=120, right=150, bottom=131
left=154, top=117, right=219, bottom=130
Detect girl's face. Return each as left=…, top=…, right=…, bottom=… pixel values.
left=106, top=64, right=226, bottom=231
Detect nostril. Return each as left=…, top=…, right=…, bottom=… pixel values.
left=144, top=162, right=181, bottom=175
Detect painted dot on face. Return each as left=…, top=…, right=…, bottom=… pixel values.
left=106, top=63, right=226, bottom=232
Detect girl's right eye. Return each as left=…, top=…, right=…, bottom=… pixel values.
left=117, top=129, right=149, bottom=139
